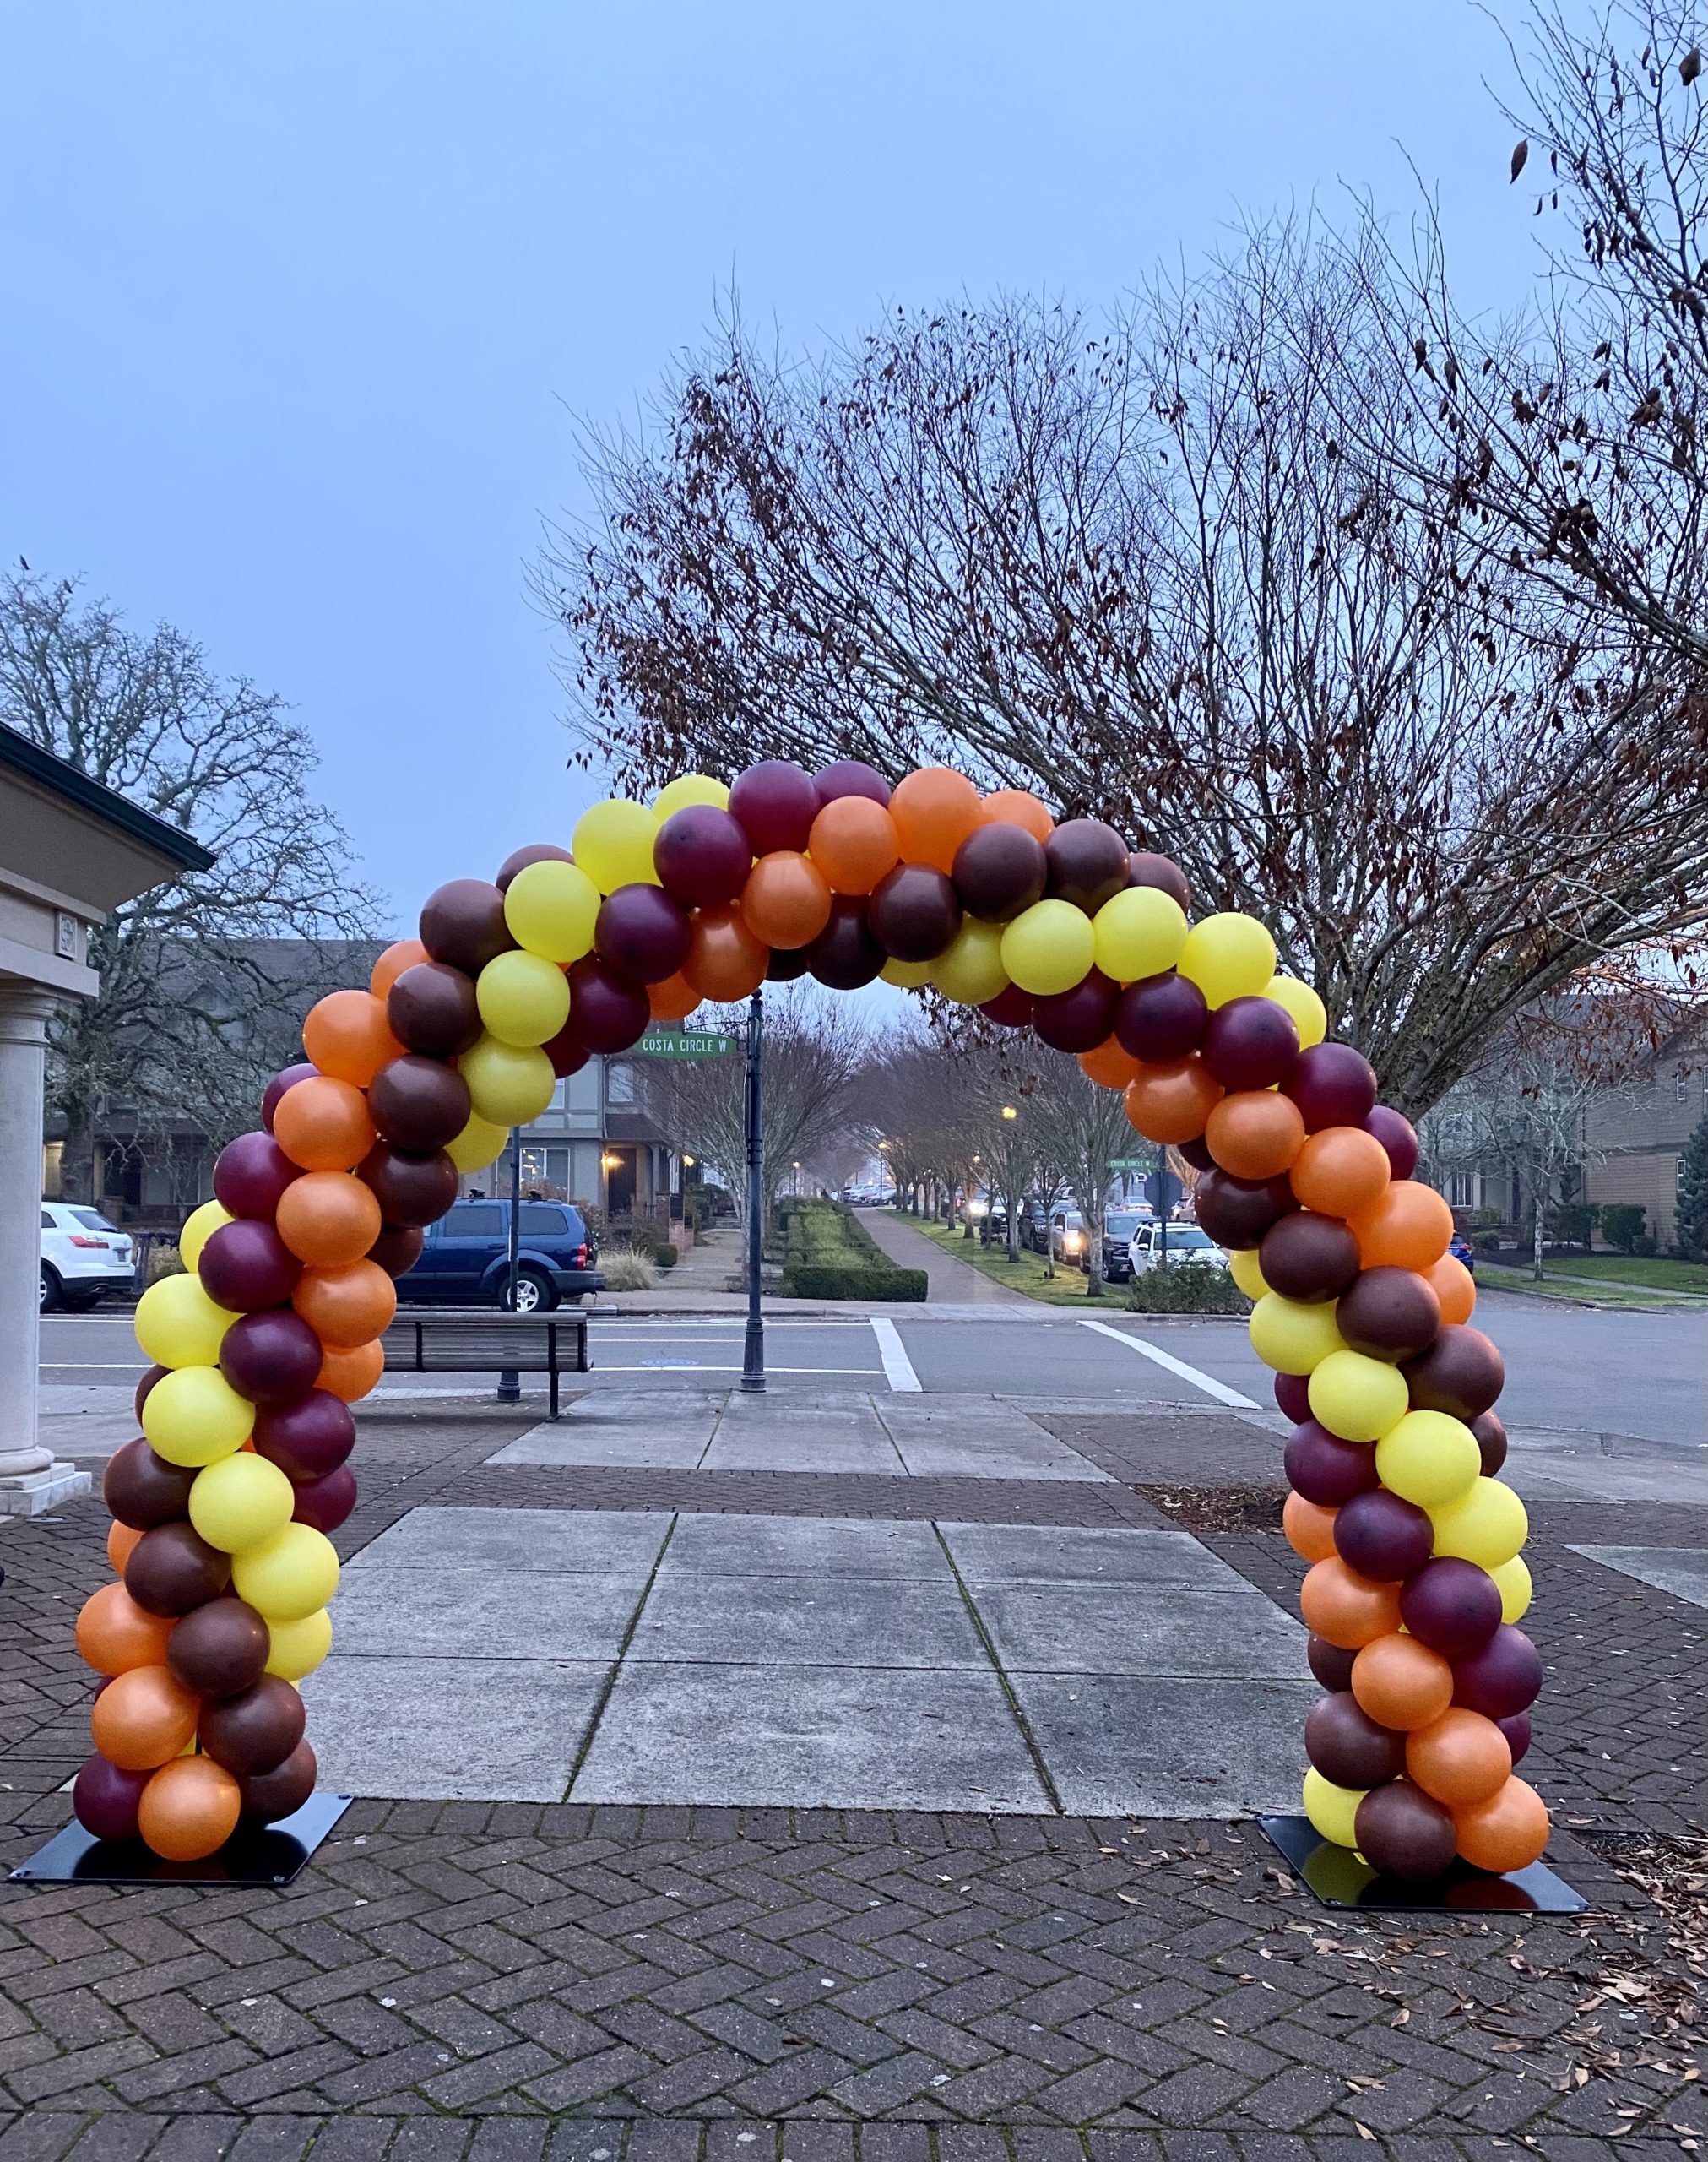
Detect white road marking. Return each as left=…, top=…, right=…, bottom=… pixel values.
left=870, top=1317, right=922, bottom=1393
left=596, top=1363, right=883, bottom=1376
left=1075, top=1317, right=1258, bottom=1408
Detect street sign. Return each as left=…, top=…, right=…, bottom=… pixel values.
left=636, top=1029, right=739, bottom=1058
left=1143, top=1168, right=1184, bottom=1212
left=1107, top=1155, right=1150, bottom=1172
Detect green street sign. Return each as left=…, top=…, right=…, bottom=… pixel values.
left=636, top=1029, right=739, bottom=1058
left=1108, top=1154, right=1156, bottom=1172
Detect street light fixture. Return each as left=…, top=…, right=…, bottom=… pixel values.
left=1000, top=1104, right=1017, bottom=1121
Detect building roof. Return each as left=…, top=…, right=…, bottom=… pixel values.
left=0, top=722, right=215, bottom=877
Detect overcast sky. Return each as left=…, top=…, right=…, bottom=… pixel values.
left=3, top=2, right=1562, bottom=934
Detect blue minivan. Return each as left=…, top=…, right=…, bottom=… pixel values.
left=396, top=1198, right=605, bottom=1311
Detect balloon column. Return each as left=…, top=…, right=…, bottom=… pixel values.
left=73, top=759, right=1545, bottom=1875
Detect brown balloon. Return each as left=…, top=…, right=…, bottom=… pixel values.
left=866, top=864, right=962, bottom=962
left=1127, top=851, right=1191, bottom=911
left=1353, top=1779, right=1459, bottom=1882
left=359, top=1143, right=459, bottom=1229
left=387, top=961, right=482, bottom=1057
left=418, top=878, right=516, bottom=975
left=167, top=1598, right=271, bottom=1698
left=1336, top=1266, right=1443, bottom=1360
left=133, top=1364, right=168, bottom=1423
left=198, top=1676, right=307, bottom=1778
left=104, top=1438, right=197, bottom=1531
left=367, top=1055, right=471, bottom=1152
left=496, top=842, right=574, bottom=891
left=1307, top=1635, right=1357, bottom=1692
left=1194, top=1170, right=1299, bottom=1251
left=1472, top=1409, right=1508, bottom=1478
left=368, top=1225, right=426, bottom=1278
left=124, top=1523, right=232, bottom=1617
left=1304, top=1691, right=1408, bottom=1788
left=239, top=1737, right=317, bottom=1823
left=951, top=823, right=1047, bottom=922
left=1045, top=818, right=1129, bottom=912
left=1260, top=1211, right=1362, bottom=1302
left=1405, top=1323, right=1505, bottom=1420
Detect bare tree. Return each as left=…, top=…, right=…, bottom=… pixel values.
left=0, top=573, right=382, bottom=1198
left=1020, top=1051, right=1131, bottom=1297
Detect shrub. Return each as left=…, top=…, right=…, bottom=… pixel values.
left=1632, top=1233, right=1658, bottom=1258
left=1554, top=1202, right=1599, bottom=1248
left=784, top=1263, right=928, bottom=1301
left=1600, top=1203, right=1646, bottom=1252
left=1473, top=1231, right=1504, bottom=1257
left=600, top=1249, right=656, bottom=1291
left=779, top=1198, right=925, bottom=1298
left=653, top=1243, right=679, bottom=1267
left=1126, top=1262, right=1250, bottom=1314
left=146, top=1242, right=185, bottom=1284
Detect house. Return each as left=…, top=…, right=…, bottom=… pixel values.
left=1583, top=1008, right=1708, bottom=1250
left=473, top=1051, right=680, bottom=1230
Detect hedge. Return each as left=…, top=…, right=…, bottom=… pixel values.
left=784, top=1262, right=929, bottom=1301
left=779, top=1198, right=927, bottom=1301
left=1125, top=1261, right=1250, bottom=1315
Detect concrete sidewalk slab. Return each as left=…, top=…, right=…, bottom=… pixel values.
left=1568, top=1543, right=1708, bottom=1607
left=356, top=1504, right=671, bottom=1575
left=626, top=1571, right=985, bottom=1669
left=702, top=1393, right=906, bottom=1474
left=330, top=1562, right=651, bottom=1660
left=488, top=1391, right=720, bottom=1466
left=659, top=1511, right=946, bottom=1578
left=877, top=1397, right=1112, bottom=1480
left=940, top=1519, right=1237, bottom=1587
left=972, top=1581, right=1312, bottom=1676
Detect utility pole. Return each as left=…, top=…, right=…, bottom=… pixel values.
left=497, top=1125, right=522, bottom=1403
left=740, top=989, right=765, bottom=1392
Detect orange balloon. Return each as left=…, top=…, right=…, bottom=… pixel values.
left=1426, top=1252, right=1478, bottom=1326
left=647, top=972, right=700, bottom=1023
left=808, top=797, right=901, bottom=895
left=1452, top=1775, right=1550, bottom=1874
left=740, top=852, right=833, bottom=950
left=1206, top=1090, right=1306, bottom=1180
left=275, top=1171, right=383, bottom=1269
left=890, top=767, right=983, bottom=873
left=370, top=938, right=430, bottom=1000
left=977, top=789, right=1055, bottom=844
left=90, top=1665, right=201, bottom=1770
left=272, top=1076, right=377, bottom=1174
left=138, top=1755, right=242, bottom=1861
left=1406, top=1708, right=1512, bottom=1807
left=302, top=990, right=406, bottom=1088
left=1299, top=1556, right=1402, bottom=1649
left=318, top=1338, right=386, bottom=1402
left=1079, top=1037, right=1141, bottom=1089
left=107, top=1519, right=143, bottom=1574
left=1125, top=1059, right=1224, bottom=1144
left=1349, top=1181, right=1455, bottom=1271
left=1283, top=1492, right=1338, bottom=1563
left=1350, top=1632, right=1455, bottom=1732
left=684, top=906, right=768, bottom=1002
left=1289, top=1127, right=1394, bottom=1219
left=76, top=1582, right=175, bottom=1675
left=293, top=1259, right=398, bottom=1349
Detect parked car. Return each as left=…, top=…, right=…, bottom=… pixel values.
left=1047, top=1208, right=1087, bottom=1264
left=1449, top=1230, right=1476, bottom=1276
left=1128, top=1222, right=1229, bottom=1274
left=1097, top=1209, right=1148, bottom=1282
left=393, top=1198, right=605, bottom=1311
left=41, top=1203, right=135, bottom=1311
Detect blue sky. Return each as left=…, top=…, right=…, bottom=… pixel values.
left=3, top=2, right=1562, bottom=933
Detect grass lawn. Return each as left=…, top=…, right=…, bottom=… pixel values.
left=1543, top=1254, right=1708, bottom=1294
left=1475, top=1261, right=1685, bottom=1311
left=909, top=1217, right=1120, bottom=1307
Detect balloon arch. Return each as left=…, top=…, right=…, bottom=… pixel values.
left=78, top=759, right=1546, bottom=1882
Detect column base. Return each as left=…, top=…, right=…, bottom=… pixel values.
left=0, top=1462, right=91, bottom=1516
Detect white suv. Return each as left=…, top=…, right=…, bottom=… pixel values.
left=41, top=1203, right=135, bottom=1311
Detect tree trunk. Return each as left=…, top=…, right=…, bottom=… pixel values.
left=57, top=1110, right=99, bottom=1204
left=1532, top=1185, right=1546, bottom=1282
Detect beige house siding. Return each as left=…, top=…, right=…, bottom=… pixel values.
left=1582, top=1023, right=1706, bottom=1249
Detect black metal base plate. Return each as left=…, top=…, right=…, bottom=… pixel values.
left=8, top=1793, right=352, bottom=1888
left=1260, top=1813, right=1586, bottom=1913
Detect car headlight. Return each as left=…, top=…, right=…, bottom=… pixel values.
left=1064, top=1231, right=1082, bottom=1250
left=966, top=1200, right=988, bottom=1218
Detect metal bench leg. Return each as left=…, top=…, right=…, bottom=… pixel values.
left=550, top=1362, right=560, bottom=1421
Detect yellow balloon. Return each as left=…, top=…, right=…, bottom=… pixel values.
left=1093, top=886, right=1187, bottom=984
left=572, top=799, right=660, bottom=895
left=1375, top=1410, right=1481, bottom=1509
left=1490, top=1554, right=1533, bottom=1625
left=142, top=1366, right=254, bottom=1467
left=459, top=1035, right=556, bottom=1127
left=475, top=950, right=572, bottom=1047
left=1000, top=899, right=1097, bottom=997
left=1263, top=974, right=1327, bottom=1050
left=232, top=1523, right=340, bottom=1624
left=881, top=957, right=935, bottom=988
left=446, top=1110, right=510, bottom=1173
left=1303, top=1766, right=1368, bottom=1850
left=1429, top=1476, right=1528, bottom=1571
left=135, top=1273, right=237, bottom=1368
left=1177, top=911, right=1277, bottom=1008
left=653, top=774, right=729, bottom=817
left=1227, top=1247, right=1269, bottom=1301
left=503, top=858, right=601, bottom=964
left=1248, top=1292, right=1346, bottom=1376
left=177, top=1199, right=234, bottom=1271
left=1309, top=1349, right=1411, bottom=1443
left=932, top=919, right=1009, bottom=1004
left=188, top=1453, right=296, bottom=1554
left=264, top=1606, right=333, bottom=1681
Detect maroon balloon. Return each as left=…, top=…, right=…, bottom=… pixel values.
left=766, top=945, right=812, bottom=981
left=212, top=1132, right=301, bottom=1220
left=1472, top=1410, right=1508, bottom=1478
left=198, top=1676, right=307, bottom=1779
left=1451, top=1624, right=1543, bottom=1718
left=419, top=878, right=515, bottom=974
left=728, top=760, right=820, bottom=855
left=387, top=961, right=482, bottom=1058
left=1333, top=1488, right=1435, bottom=1581
left=1044, top=818, right=1129, bottom=913
left=220, top=1310, right=325, bottom=1405
left=1304, top=1691, right=1407, bottom=1787
left=252, top=1390, right=356, bottom=1481
left=1284, top=1419, right=1381, bottom=1507
left=1194, top=1170, right=1299, bottom=1250
left=198, top=1220, right=302, bottom=1313
left=125, top=1523, right=231, bottom=1617
left=1274, top=1371, right=1312, bottom=1422
left=1405, top=1324, right=1505, bottom=1421
left=133, top=1364, right=168, bottom=1423
left=1259, top=1211, right=1361, bottom=1301
left=564, top=956, right=651, bottom=1053
left=261, top=1062, right=317, bottom=1134
left=1364, top=1105, right=1420, bottom=1181
left=595, top=883, right=693, bottom=984
left=167, top=1597, right=271, bottom=1698
left=1201, top=997, right=1300, bottom=1092
left=1179, top=1135, right=1216, bottom=1172
left=1337, top=1267, right=1442, bottom=1361
left=1284, top=1043, right=1378, bottom=1132
left=367, top=1056, right=471, bottom=1153
left=1495, top=1711, right=1532, bottom=1767
left=368, top=1225, right=426, bottom=1279
left=240, top=1738, right=317, bottom=1823
left=359, top=1143, right=459, bottom=1230
left=951, top=823, right=1047, bottom=922
left=1400, top=1557, right=1505, bottom=1659
left=291, top=1464, right=358, bottom=1533
left=1307, top=1634, right=1357, bottom=1692
left=1353, top=1780, right=1459, bottom=1882
left=495, top=842, right=574, bottom=891
left=73, top=1755, right=151, bottom=1843
left=805, top=897, right=884, bottom=989
left=653, top=806, right=751, bottom=907
left=542, top=1024, right=591, bottom=1079
left=104, top=1438, right=196, bottom=1530
left=1113, top=972, right=1207, bottom=1062
left=1033, top=971, right=1118, bottom=1054
left=979, top=985, right=1035, bottom=1029
left=813, top=758, right=891, bottom=807
left=1126, top=851, right=1190, bottom=911
left=867, top=864, right=961, bottom=962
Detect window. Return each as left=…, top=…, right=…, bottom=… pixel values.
left=70, top=1209, right=119, bottom=1232
left=41, top=1210, right=53, bottom=1230
left=607, top=1062, right=636, bottom=1105
left=447, top=1203, right=504, bottom=1238
left=519, top=1203, right=568, bottom=1235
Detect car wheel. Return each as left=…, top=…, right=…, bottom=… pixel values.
left=510, top=1268, right=557, bottom=1314
left=63, top=1291, right=103, bottom=1312
left=40, top=1267, right=62, bottom=1312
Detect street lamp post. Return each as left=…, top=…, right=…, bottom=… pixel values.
left=740, top=988, right=765, bottom=1392
left=496, top=1126, right=522, bottom=1404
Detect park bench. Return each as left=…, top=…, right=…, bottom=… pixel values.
left=378, top=1308, right=590, bottom=1420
